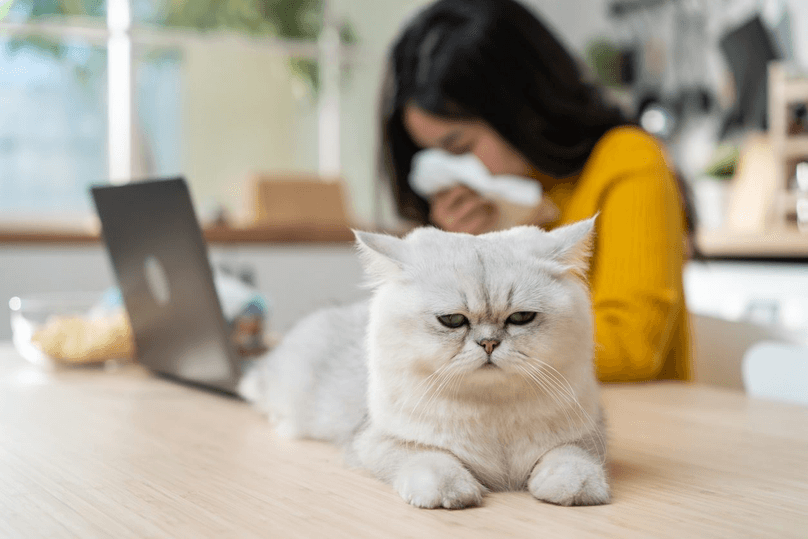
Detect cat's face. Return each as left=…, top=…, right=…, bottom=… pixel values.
left=356, top=220, right=596, bottom=400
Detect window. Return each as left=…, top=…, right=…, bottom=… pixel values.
left=0, top=0, right=352, bottom=227
left=0, top=36, right=107, bottom=221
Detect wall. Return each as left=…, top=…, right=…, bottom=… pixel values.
left=182, top=41, right=306, bottom=219
left=788, top=0, right=808, bottom=68
left=685, top=260, right=808, bottom=332
left=306, top=0, right=436, bottom=227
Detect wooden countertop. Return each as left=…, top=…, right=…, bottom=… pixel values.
left=1, top=343, right=806, bottom=538
left=0, top=224, right=355, bottom=245
left=3, top=224, right=805, bottom=260
left=696, top=228, right=808, bottom=259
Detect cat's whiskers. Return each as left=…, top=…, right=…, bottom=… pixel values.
left=514, top=351, right=581, bottom=406
left=403, top=363, right=464, bottom=448
left=514, top=352, right=606, bottom=464
left=526, top=357, right=599, bottom=423
left=516, top=363, right=582, bottom=443
left=397, top=362, right=452, bottom=414
left=534, top=363, right=607, bottom=462
left=397, top=361, right=454, bottom=424
left=512, top=364, right=546, bottom=403
left=531, top=365, right=606, bottom=464
left=514, top=363, right=589, bottom=450
left=406, top=368, right=459, bottom=449
left=530, top=358, right=582, bottom=403
left=421, top=367, right=464, bottom=418
left=447, top=363, right=468, bottom=399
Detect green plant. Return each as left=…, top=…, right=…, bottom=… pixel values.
left=7, top=0, right=356, bottom=92
left=703, top=143, right=739, bottom=179
left=586, top=38, right=624, bottom=88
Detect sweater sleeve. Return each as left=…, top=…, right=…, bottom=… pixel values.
left=588, top=141, right=687, bottom=382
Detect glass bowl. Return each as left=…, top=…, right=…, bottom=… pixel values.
left=9, top=292, right=134, bottom=367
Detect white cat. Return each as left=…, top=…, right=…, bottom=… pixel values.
left=239, top=218, right=609, bottom=508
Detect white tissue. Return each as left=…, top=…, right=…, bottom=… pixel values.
left=409, top=148, right=542, bottom=206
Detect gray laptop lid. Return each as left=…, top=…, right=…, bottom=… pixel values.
left=91, top=177, right=240, bottom=394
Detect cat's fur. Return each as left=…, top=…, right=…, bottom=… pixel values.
left=239, top=218, right=609, bottom=508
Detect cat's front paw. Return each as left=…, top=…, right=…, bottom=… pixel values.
left=528, top=445, right=610, bottom=506
left=394, top=452, right=485, bottom=509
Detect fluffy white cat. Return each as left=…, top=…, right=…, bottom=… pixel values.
left=239, top=218, right=609, bottom=508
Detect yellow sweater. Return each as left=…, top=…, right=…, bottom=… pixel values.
left=543, top=126, right=691, bottom=383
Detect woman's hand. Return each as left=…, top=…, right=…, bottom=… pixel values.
left=429, top=185, right=499, bottom=234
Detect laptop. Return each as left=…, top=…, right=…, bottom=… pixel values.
left=91, top=177, right=242, bottom=395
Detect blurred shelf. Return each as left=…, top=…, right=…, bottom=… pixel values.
left=782, top=79, right=808, bottom=104
left=782, top=136, right=808, bottom=158
left=0, top=224, right=356, bottom=245
left=0, top=229, right=98, bottom=244
left=697, top=228, right=808, bottom=259
left=203, top=224, right=355, bottom=244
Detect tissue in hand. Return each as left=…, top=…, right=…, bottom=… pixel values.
left=409, top=148, right=542, bottom=206
left=409, top=148, right=543, bottom=229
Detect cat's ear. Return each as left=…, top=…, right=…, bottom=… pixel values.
left=546, top=216, right=596, bottom=279
left=353, top=230, right=409, bottom=284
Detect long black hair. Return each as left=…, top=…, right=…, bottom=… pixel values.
left=379, top=0, right=630, bottom=224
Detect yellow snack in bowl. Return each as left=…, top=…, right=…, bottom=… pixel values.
left=31, top=310, right=135, bottom=364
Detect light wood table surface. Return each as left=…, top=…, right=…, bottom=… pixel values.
left=1, top=343, right=806, bottom=538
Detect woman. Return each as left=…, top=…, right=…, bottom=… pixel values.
left=378, top=0, right=693, bottom=383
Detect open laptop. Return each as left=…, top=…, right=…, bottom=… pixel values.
left=91, top=177, right=242, bottom=395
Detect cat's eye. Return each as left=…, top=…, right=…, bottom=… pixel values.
left=437, top=314, right=468, bottom=328
left=506, top=311, right=537, bottom=325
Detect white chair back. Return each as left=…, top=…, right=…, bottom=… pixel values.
left=742, top=342, right=808, bottom=406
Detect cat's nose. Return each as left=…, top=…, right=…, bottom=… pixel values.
left=478, top=339, right=500, bottom=354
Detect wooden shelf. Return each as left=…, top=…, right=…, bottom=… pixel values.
left=697, top=228, right=808, bottom=259
left=782, top=78, right=808, bottom=104
left=203, top=223, right=355, bottom=244
left=0, top=229, right=99, bottom=244
left=0, top=224, right=356, bottom=245
left=782, top=136, right=808, bottom=158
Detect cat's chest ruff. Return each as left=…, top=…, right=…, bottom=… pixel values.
left=396, top=400, right=576, bottom=490
left=443, top=406, right=563, bottom=489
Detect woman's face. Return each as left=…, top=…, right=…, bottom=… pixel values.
left=403, top=105, right=533, bottom=177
